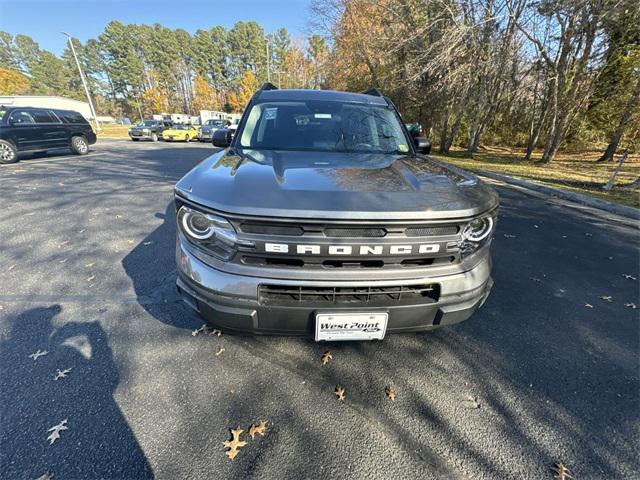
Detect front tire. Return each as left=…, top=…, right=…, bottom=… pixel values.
left=151, top=133, right=158, bottom=142
left=70, top=135, right=89, bottom=155
left=185, top=135, right=191, bottom=143
left=0, top=140, right=18, bottom=164
left=131, top=138, right=139, bottom=141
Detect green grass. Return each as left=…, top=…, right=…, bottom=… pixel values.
left=97, top=124, right=130, bottom=138
left=432, top=147, right=640, bottom=209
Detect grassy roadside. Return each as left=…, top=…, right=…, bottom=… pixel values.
left=97, top=124, right=130, bottom=138
left=433, top=147, right=640, bottom=209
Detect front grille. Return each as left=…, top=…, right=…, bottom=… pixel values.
left=236, top=221, right=458, bottom=239
left=259, top=283, right=440, bottom=305
left=227, top=214, right=465, bottom=270
left=240, top=223, right=304, bottom=236
left=324, top=227, right=386, bottom=238
left=405, top=225, right=459, bottom=236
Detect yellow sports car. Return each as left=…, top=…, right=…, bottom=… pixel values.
left=162, top=124, right=199, bottom=142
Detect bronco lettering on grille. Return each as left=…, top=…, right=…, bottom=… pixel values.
left=264, top=243, right=441, bottom=255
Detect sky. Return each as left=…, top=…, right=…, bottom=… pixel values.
left=0, top=0, right=314, bottom=55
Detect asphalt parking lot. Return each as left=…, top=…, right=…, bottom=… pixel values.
left=0, top=139, right=638, bottom=480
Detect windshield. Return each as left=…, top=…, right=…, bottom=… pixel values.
left=205, top=119, right=224, bottom=127
left=172, top=125, right=189, bottom=130
left=136, top=120, right=157, bottom=127
left=239, top=100, right=410, bottom=154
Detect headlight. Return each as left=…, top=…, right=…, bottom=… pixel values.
left=462, top=216, right=494, bottom=242
left=142, top=128, right=150, bottom=133
left=460, top=213, right=496, bottom=257
left=177, top=206, right=250, bottom=260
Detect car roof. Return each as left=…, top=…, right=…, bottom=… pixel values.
left=256, top=89, right=388, bottom=105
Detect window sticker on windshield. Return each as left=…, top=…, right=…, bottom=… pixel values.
left=314, top=113, right=332, bottom=119
left=398, top=144, right=409, bottom=152
left=265, top=107, right=278, bottom=120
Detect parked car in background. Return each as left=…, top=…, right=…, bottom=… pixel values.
left=129, top=119, right=173, bottom=141
left=198, top=119, right=230, bottom=142
left=211, top=118, right=240, bottom=147
left=0, top=106, right=96, bottom=164
left=162, top=124, right=199, bottom=142
left=228, top=118, right=240, bottom=137
left=405, top=122, right=431, bottom=154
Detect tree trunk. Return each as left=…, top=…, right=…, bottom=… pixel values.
left=439, top=111, right=449, bottom=154
left=444, top=114, right=463, bottom=153
left=540, top=111, right=568, bottom=164
left=597, top=77, right=640, bottom=162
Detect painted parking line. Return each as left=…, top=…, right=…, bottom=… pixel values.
left=1, top=152, right=101, bottom=167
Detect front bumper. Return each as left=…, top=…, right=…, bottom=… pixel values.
left=176, top=237, right=493, bottom=336
left=199, top=131, right=212, bottom=140
left=129, top=132, right=153, bottom=140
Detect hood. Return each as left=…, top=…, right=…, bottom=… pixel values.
left=175, top=149, right=498, bottom=220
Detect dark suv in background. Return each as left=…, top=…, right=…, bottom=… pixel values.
left=0, top=106, right=96, bottom=164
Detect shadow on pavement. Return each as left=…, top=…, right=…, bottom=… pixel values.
left=0, top=305, right=153, bottom=479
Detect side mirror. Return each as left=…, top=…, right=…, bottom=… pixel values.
left=414, top=136, right=431, bottom=155
left=212, top=128, right=231, bottom=148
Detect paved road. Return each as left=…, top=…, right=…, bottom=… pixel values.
left=0, top=140, right=638, bottom=480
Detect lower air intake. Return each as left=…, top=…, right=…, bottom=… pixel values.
left=259, top=283, right=440, bottom=306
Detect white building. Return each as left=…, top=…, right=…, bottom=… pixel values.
left=0, top=95, right=94, bottom=120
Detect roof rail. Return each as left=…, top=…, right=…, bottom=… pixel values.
left=360, top=88, right=384, bottom=97
left=260, top=82, right=278, bottom=91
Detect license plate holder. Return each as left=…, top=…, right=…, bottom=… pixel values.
left=315, top=312, right=388, bottom=341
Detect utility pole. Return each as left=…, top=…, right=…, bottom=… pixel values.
left=62, top=32, right=101, bottom=132
left=265, top=34, right=271, bottom=83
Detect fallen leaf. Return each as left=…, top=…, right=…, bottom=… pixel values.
left=191, top=324, right=210, bottom=336
left=59, top=258, right=68, bottom=263
left=0, top=305, right=4, bottom=311
left=127, top=240, right=134, bottom=245
left=561, top=235, right=568, bottom=239
left=385, top=385, right=396, bottom=401
left=223, top=427, right=247, bottom=460
left=57, top=241, right=69, bottom=248
left=29, top=350, right=48, bottom=360
left=461, top=395, right=481, bottom=409
left=115, top=214, right=124, bottom=219
left=503, top=234, right=516, bottom=238
left=35, top=472, right=53, bottom=480
left=78, top=229, right=86, bottom=234
left=208, top=329, right=222, bottom=336
left=47, top=419, right=68, bottom=445
left=215, top=346, right=225, bottom=356
left=622, top=274, right=637, bottom=280
left=625, top=303, right=637, bottom=309
left=248, top=420, right=267, bottom=439
left=599, top=295, right=613, bottom=302
left=584, top=232, right=592, bottom=237
left=86, top=275, right=96, bottom=282
left=84, top=263, right=94, bottom=268
left=321, top=350, right=332, bottom=365
left=551, top=463, right=574, bottom=480
left=58, top=182, right=65, bottom=187
left=335, top=385, right=345, bottom=401
left=584, top=303, right=593, bottom=308
left=143, top=241, right=152, bottom=246
left=8, top=264, right=16, bottom=272
left=54, top=368, right=72, bottom=380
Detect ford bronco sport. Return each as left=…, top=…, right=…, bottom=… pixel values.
left=174, top=85, right=498, bottom=340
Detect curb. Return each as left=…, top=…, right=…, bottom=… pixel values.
left=477, top=170, right=640, bottom=220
